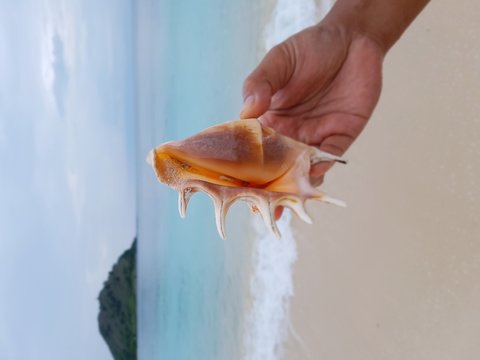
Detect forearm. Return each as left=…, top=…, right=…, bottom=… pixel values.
left=322, top=0, right=430, bottom=52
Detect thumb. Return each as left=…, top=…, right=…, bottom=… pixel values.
left=240, top=44, right=293, bottom=119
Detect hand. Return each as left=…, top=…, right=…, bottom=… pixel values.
left=240, top=23, right=385, bottom=219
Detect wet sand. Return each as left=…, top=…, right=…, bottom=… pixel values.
left=287, top=1, right=480, bottom=359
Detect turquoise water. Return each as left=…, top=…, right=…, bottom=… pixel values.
left=135, top=1, right=331, bottom=358
left=136, top=1, right=264, bottom=358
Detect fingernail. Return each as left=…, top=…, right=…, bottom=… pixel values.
left=240, top=95, right=255, bottom=119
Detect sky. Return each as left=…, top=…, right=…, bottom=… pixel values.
left=0, top=1, right=136, bottom=359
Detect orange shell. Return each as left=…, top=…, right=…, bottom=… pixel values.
left=148, top=119, right=345, bottom=238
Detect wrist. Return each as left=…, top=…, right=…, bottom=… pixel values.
left=320, top=0, right=429, bottom=53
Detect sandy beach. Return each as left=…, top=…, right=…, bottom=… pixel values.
left=286, top=1, right=480, bottom=359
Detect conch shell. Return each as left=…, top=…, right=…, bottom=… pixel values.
left=147, top=119, right=345, bottom=239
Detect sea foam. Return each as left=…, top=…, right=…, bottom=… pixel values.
left=245, top=1, right=332, bottom=359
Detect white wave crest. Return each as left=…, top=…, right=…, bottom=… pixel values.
left=245, top=1, right=333, bottom=359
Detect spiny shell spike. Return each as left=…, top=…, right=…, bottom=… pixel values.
left=257, top=199, right=281, bottom=238
left=213, top=198, right=232, bottom=240
left=281, top=199, right=313, bottom=224
left=311, top=148, right=347, bottom=165
left=178, top=187, right=195, bottom=218
left=320, top=194, right=347, bottom=207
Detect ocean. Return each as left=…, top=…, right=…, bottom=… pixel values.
left=136, top=0, right=330, bottom=359
left=135, top=1, right=263, bottom=358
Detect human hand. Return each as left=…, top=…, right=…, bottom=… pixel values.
left=241, top=23, right=384, bottom=182
left=240, top=23, right=384, bottom=219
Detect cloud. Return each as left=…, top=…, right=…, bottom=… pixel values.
left=41, top=12, right=69, bottom=116
left=41, top=22, right=55, bottom=105
left=0, top=1, right=136, bottom=359
left=52, top=31, right=69, bottom=116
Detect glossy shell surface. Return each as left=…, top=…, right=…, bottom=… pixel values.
left=148, top=119, right=345, bottom=239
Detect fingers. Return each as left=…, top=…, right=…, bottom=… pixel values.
left=319, top=134, right=355, bottom=157
left=240, top=44, right=294, bottom=119
left=309, top=134, right=353, bottom=187
left=274, top=206, right=284, bottom=221
left=239, top=84, right=271, bottom=119
left=310, top=162, right=329, bottom=182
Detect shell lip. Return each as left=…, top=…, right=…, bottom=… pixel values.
left=146, top=150, right=155, bottom=166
